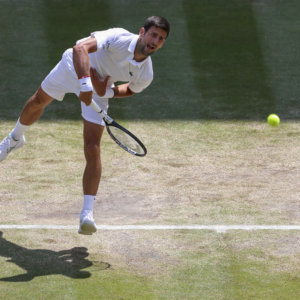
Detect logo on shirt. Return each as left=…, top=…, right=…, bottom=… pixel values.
left=129, top=72, right=133, bottom=76
left=101, top=41, right=110, bottom=50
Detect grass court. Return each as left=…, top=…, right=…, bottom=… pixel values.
left=1, top=0, right=300, bottom=299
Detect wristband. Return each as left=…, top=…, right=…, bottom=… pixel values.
left=79, top=76, right=93, bottom=92
left=103, top=87, right=115, bottom=98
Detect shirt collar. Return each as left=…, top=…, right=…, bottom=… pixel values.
left=127, top=35, right=149, bottom=69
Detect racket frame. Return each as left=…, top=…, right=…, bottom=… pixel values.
left=90, top=100, right=147, bottom=157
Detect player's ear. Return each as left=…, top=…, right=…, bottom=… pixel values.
left=139, top=27, right=145, bottom=36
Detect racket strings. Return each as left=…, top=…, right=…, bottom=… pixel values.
left=109, top=127, right=145, bottom=155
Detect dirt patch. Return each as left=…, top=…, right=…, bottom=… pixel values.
left=98, top=231, right=179, bottom=276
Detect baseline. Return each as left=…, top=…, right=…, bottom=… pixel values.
left=1, top=225, right=300, bottom=233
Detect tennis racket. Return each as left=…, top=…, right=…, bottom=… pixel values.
left=90, top=100, right=147, bottom=157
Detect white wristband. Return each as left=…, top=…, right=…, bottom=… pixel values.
left=79, top=76, right=93, bottom=92
left=103, top=87, right=115, bottom=98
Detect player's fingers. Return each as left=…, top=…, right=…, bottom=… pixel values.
left=79, top=91, right=92, bottom=106
left=85, top=98, right=92, bottom=106
left=104, top=76, right=111, bottom=85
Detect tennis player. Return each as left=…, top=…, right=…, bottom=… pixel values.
left=0, top=16, right=170, bottom=235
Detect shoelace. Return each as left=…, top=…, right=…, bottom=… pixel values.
left=0, top=136, right=10, bottom=153
left=76, top=210, right=93, bottom=220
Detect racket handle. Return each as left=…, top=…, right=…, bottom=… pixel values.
left=90, top=99, right=113, bottom=124
left=90, top=99, right=101, bottom=113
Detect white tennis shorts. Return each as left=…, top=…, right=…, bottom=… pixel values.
left=41, top=49, right=109, bottom=126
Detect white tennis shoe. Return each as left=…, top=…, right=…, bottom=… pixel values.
left=0, top=134, right=25, bottom=162
left=78, top=210, right=97, bottom=235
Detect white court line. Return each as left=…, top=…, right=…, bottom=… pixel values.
left=1, top=225, right=300, bottom=233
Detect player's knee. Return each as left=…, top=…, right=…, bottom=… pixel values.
left=84, top=142, right=100, bottom=161
left=32, top=88, right=53, bottom=108
left=34, top=92, right=46, bottom=107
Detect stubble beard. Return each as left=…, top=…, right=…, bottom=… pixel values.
left=139, top=42, right=154, bottom=57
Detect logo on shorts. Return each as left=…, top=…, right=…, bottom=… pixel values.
left=129, top=72, right=133, bottom=76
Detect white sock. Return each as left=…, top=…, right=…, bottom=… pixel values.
left=11, top=118, right=29, bottom=140
left=81, top=195, right=95, bottom=213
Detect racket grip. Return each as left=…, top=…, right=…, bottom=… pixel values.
left=90, top=100, right=101, bottom=113
left=90, top=99, right=113, bottom=124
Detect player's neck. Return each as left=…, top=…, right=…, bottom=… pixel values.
left=134, top=39, right=147, bottom=62
left=133, top=51, right=147, bottom=62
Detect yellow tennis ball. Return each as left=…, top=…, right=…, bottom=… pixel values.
left=267, top=114, right=280, bottom=126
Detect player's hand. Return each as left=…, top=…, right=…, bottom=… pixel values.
left=90, top=67, right=110, bottom=97
left=79, top=90, right=93, bottom=106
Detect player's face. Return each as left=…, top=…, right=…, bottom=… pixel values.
left=138, top=26, right=167, bottom=57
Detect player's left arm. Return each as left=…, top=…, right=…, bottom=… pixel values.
left=90, top=63, right=152, bottom=99
left=90, top=67, right=135, bottom=98
left=112, top=83, right=135, bottom=98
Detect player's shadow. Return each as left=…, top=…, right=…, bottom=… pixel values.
left=0, top=231, right=110, bottom=282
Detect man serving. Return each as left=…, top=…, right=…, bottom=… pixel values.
left=0, top=16, right=170, bottom=235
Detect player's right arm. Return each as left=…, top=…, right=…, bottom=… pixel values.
left=73, top=37, right=98, bottom=106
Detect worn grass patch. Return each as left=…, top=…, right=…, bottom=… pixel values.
left=1, top=119, right=300, bottom=227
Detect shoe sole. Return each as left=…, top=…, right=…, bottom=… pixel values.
left=80, top=220, right=97, bottom=233
left=78, top=229, right=94, bottom=235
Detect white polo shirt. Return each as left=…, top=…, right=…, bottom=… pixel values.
left=42, top=28, right=154, bottom=126
left=77, top=28, right=154, bottom=94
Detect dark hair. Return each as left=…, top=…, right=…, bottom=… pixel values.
left=144, top=16, right=170, bottom=38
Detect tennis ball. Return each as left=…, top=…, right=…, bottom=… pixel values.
left=267, top=114, right=280, bottom=126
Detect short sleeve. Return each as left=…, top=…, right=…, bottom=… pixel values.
left=76, top=36, right=91, bottom=45
left=90, top=29, right=116, bottom=51
left=128, top=77, right=153, bottom=93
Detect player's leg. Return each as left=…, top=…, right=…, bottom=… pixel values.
left=0, top=52, right=76, bottom=162
left=78, top=118, right=105, bottom=235
left=19, top=86, right=54, bottom=126
left=83, top=118, right=104, bottom=195
left=0, top=86, right=54, bottom=162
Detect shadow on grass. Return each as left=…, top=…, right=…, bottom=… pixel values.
left=0, top=231, right=110, bottom=282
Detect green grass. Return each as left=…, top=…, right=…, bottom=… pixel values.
left=1, top=119, right=300, bottom=300
left=1, top=230, right=300, bottom=299
left=1, top=0, right=300, bottom=299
